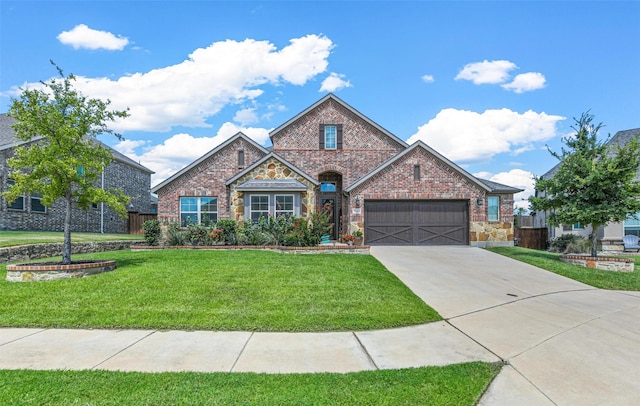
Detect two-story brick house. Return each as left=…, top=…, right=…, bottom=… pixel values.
left=1, top=114, right=154, bottom=233
left=153, top=94, right=522, bottom=246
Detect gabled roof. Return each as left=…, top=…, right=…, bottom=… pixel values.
left=269, top=93, right=408, bottom=148
left=476, top=178, right=524, bottom=193
left=0, top=113, right=153, bottom=174
left=345, top=140, right=492, bottom=193
left=225, top=152, right=320, bottom=187
left=152, top=132, right=268, bottom=192
left=540, top=127, right=640, bottom=179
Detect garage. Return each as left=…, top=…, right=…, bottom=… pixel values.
left=364, top=200, right=469, bottom=246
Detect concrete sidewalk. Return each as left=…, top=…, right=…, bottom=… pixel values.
left=0, top=323, right=499, bottom=373
left=371, top=246, right=640, bottom=406
left=2, top=246, right=639, bottom=406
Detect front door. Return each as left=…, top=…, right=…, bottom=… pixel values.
left=321, top=197, right=336, bottom=238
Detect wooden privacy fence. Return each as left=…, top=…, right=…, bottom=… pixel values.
left=515, top=228, right=548, bottom=250
left=128, top=212, right=157, bottom=234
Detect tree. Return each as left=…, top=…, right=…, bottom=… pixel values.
left=3, top=62, right=130, bottom=264
left=530, top=112, right=640, bottom=257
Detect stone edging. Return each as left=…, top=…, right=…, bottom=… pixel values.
left=0, top=241, right=146, bottom=263
left=6, top=260, right=117, bottom=282
left=132, top=244, right=370, bottom=255
left=560, top=254, right=634, bottom=272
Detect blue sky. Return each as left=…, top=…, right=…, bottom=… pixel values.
left=2, top=1, right=639, bottom=210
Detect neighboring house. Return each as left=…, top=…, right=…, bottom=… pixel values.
left=0, top=114, right=154, bottom=233
left=153, top=94, right=522, bottom=246
left=533, top=128, right=640, bottom=251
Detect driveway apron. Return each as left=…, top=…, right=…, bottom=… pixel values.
left=370, top=246, right=640, bottom=406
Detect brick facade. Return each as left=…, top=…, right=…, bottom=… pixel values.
left=156, top=134, right=267, bottom=223
left=1, top=148, right=153, bottom=233
left=153, top=94, right=519, bottom=246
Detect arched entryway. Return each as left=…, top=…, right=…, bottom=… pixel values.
left=318, top=171, right=343, bottom=240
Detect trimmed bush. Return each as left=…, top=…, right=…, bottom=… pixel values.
left=142, top=220, right=161, bottom=246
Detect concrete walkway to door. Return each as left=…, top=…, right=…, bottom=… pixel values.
left=371, top=246, right=640, bottom=406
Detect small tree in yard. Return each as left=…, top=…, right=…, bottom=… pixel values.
left=530, top=112, right=640, bottom=257
left=3, top=62, right=130, bottom=264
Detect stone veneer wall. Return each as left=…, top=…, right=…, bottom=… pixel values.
left=560, top=254, right=634, bottom=272
left=0, top=240, right=145, bottom=263
left=156, top=137, right=266, bottom=223
left=228, top=157, right=317, bottom=221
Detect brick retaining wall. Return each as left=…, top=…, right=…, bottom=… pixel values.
left=560, top=254, right=634, bottom=272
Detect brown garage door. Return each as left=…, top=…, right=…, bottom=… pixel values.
left=364, top=200, right=469, bottom=245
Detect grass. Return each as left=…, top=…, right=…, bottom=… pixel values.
left=0, top=231, right=142, bottom=248
left=0, top=362, right=501, bottom=406
left=0, top=249, right=440, bottom=331
left=486, top=246, right=640, bottom=291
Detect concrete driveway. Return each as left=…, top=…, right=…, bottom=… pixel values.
left=370, top=246, right=640, bottom=406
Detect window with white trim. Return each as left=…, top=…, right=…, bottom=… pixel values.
left=324, top=125, right=337, bottom=149
left=250, top=195, right=270, bottom=222
left=487, top=196, right=499, bottom=221
left=275, top=195, right=294, bottom=218
left=6, top=179, right=24, bottom=211
left=180, top=196, right=217, bottom=226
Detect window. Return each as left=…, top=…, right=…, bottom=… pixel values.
left=275, top=195, right=294, bottom=217
left=180, top=196, right=217, bottom=226
left=573, top=223, right=584, bottom=230
left=238, top=150, right=245, bottom=167
left=319, top=124, right=343, bottom=150
left=562, top=224, right=573, bottom=231
left=250, top=195, right=270, bottom=221
left=414, top=164, right=421, bottom=181
left=320, top=182, right=336, bottom=192
left=487, top=196, right=499, bottom=221
left=624, top=214, right=640, bottom=237
left=6, top=179, right=24, bottom=210
left=324, top=125, right=337, bottom=149
left=31, top=192, right=46, bottom=213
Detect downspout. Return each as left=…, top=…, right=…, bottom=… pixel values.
left=100, top=167, right=104, bottom=234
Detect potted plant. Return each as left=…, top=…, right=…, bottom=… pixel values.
left=343, top=233, right=356, bottom=245
left=352, top=230, right=363, bottom=245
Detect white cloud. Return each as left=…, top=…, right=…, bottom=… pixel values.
left=455, top=60, right=517, bottom=84
left=501, top=72, right=546, bottom=93
left=407, top=108, right=565, bottom=163
left=13, top=34, right=333, bottom=132
left=116, top=123, right=271, bottom=186
left=233, top=108, right=259, bottom=126
left=319, top=72, right=352, bottom=92
left=421, top=74, right=435, bottom=83
left=57, top=24, right=129, bottom=51
left=476, top=169, right=536, bottom=212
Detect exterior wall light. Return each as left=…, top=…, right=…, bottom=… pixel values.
left=476, top=198, right=483, bottom=206
left=355, top=198, right=361, bottom=208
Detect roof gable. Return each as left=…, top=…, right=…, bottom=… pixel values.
left=152, top=132, right=268, bottom=192
left=225, top=152, right=320, bottom=187
left=269, top=93, right=408, bottom=148
left=346, top=140, right=492, bottom=192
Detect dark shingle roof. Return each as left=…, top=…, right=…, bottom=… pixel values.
left=0, top=114, right=18, bottom=146
left=476, top=178, right=524, bottom=193
left=236, top=179, right=308, bottom=191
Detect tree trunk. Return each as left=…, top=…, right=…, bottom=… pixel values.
left=590, top=223, right=600, bottom=258
left=62, top=191, right=73, bottom=264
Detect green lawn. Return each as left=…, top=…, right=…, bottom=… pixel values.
left=0, top=249, right=440, bottom=331
left=0, top=363, right=501, bottom=406
left=0, top=231, right=142, bottom=248
left=487, top=246, right=640, bottom=291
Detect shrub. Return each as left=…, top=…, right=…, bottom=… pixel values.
left=185, top=223, right=214, bottom=246
left=142, top=219, right=161, bottom=246
left=215, top=219, right=238, bottom=245
left=550, top=234, right=599, bottom=254
left=166, top=222, right=186, bottom=246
